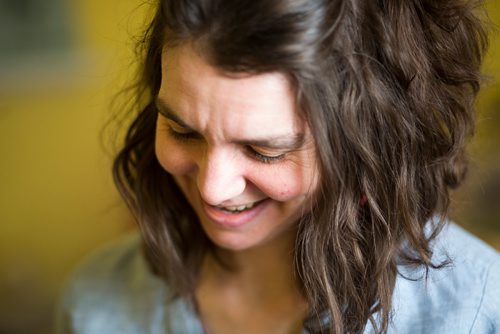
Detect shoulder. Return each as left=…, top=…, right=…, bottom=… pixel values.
left=437, top=222, right=499, bottom=268
left=55, top=233, right=168, bottom=334
left=389, top=222, right=500, bottom=333
left=436, top=223, right=500, bottom=332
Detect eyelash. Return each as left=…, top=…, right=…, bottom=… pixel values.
left=250, top=150, right=285, bottom=164
left=167, top=127, right=285, bottom=164
left=167, top=127, right=198, bottom=141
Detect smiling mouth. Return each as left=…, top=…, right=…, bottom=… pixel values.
left=216, top=199, right=267, bottom=213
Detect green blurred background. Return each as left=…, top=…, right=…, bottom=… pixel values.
left=0, top=1, right=499, bottom=333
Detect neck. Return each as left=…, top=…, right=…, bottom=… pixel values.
left=195, top=227, right=308, bottom=334
left=218, top=228, right=296, bottom=282
left=198, top=226, right=304, bottom=303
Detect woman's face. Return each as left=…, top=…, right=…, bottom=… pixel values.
left=155, top=44, right=318, bottom=251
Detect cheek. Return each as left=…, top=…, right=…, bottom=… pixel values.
left=250, top=162, right=317, bottom=202
left=154, top=135, right=195, bottom=176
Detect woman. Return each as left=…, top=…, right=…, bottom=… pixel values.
left=57, top=0, right=500, bottom=333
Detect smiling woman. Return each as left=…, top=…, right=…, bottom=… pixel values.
left=56, top=0, right=500, bottom=333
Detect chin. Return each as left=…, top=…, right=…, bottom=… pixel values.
left=197, top=212, right=298, bottom=253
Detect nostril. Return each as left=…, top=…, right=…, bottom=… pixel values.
left=198, top=193, right=221, bottom=207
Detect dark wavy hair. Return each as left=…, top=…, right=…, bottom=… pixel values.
left=112, top=0, right=488, bottom=332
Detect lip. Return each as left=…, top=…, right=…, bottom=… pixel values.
left=202, top=198, right=270, bottom=228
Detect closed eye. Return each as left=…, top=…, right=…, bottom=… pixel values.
left=167, top=125, right=199, bottom=141
left=247, top=147, right=285, bottom=164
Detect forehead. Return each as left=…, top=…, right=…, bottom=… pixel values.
left=159, top=44, right=304, bottom=134
left=160, top=44, right=294, bottom=105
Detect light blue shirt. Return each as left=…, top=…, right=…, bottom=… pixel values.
left=55, top=223, right=500, bottom=333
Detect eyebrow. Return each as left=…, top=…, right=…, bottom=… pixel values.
left=155, top=98, right=196, bottom=131
left=154, top=97, right=306, bottom=150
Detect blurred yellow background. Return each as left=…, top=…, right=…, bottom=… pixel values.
left=0, top=1, right=498, bottom=333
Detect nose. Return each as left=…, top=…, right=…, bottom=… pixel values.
left=196, top=147, right=246, bottom=206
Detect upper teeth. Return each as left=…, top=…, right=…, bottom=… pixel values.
left=220, top=202, right=257, bottom=212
